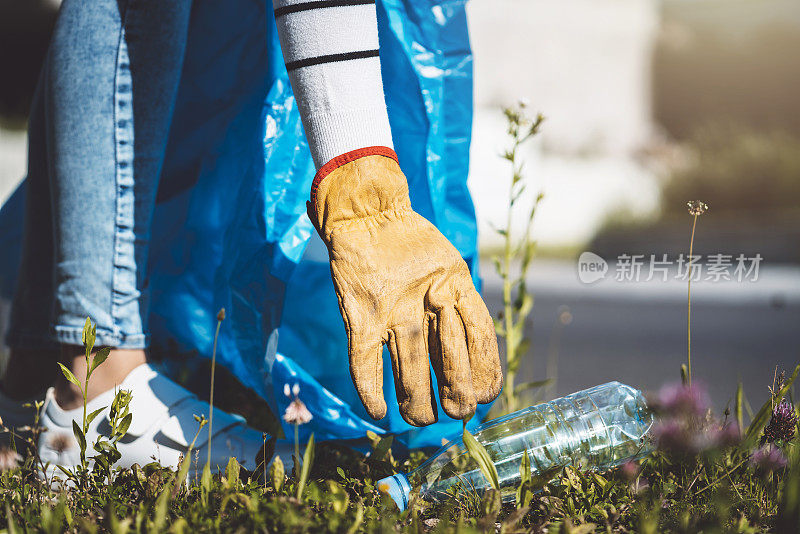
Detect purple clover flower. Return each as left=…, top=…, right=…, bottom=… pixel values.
left=751, top=444, right=788, bottom=472
left=711, top=423, right=741, bottom=448
left=649, top=381, right=740, bottom=454
left=651, top=419, right=692, bottom=453
left=763, top=399, right=797, bottom=444
left=649, top=382, right=710, bottom=418
left=619, top=460, right=640, bottom=481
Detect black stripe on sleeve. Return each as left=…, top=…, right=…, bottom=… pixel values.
left=274, top=0, right=375, bottom=18
left=285, top=49, right=379, bottom=71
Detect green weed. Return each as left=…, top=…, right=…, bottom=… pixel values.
left=490, top=102, right=547, bottom=416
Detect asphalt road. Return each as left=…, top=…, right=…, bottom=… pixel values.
left=480, top=260, right=800, bottom=414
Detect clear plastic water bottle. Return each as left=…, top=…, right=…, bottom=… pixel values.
left=378, top=381, right=654, bottom=510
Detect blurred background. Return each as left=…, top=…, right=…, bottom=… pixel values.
left=1, top=0, right=799, bottom=412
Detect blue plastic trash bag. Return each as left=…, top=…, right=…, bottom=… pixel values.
left=0, top=0, right=491, bottom=449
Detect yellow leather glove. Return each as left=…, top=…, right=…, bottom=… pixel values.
left=309, top=147, right=502, bottom=426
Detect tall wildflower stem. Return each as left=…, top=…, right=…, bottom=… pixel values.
left=294, top=423, right=300, bottom=471
left=207, top=308, right=225, bottom=469
left=685, top=201, right=708, bottom=386
left=687, top=214, right=697, bottom=385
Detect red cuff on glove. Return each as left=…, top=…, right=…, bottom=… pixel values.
left=310, top=146, right=398, bottom=209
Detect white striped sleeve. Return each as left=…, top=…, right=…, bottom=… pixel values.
left=272, top=0, right=394, bottom=170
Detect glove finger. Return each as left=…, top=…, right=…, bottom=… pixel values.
left=429, top=305, right=477, bottom=420
left=348, top=329, right=387, bottom=420
left=387, top=324, right=437, bottom=427
left=456, top=289, right=503, bottom=404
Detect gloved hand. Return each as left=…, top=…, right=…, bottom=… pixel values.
left=308, top=148, right=502, bottom=426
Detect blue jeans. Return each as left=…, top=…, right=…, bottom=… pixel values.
left=8, top=0, right=193, bottom=349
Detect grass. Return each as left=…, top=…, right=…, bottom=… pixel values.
left=2, top=367, right=800, bottom=532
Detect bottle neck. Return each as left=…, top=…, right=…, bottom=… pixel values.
left=377, top=473, right=411, bottom=511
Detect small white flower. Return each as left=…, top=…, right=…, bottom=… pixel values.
left=283, top=383, right=291, bottom=398
left=292, top=383, right=300, bottom=396
left=283, top=398, right=313, bottom=425
left=0, top=447, right=22, bottom=471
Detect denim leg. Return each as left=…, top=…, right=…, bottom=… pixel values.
left=8, top=0, right=192, bottom=350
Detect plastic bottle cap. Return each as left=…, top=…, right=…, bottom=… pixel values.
left=376, top=473, right=411, bottom=511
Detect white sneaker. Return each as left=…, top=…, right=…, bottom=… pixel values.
left=38, top=364, right=271, bottom=477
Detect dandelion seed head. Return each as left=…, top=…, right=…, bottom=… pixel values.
left=283, top=383, right=291, bottom=398
left=292, top=383, right=300, bottom=396
left=687, top=200, right=709, bottom=216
